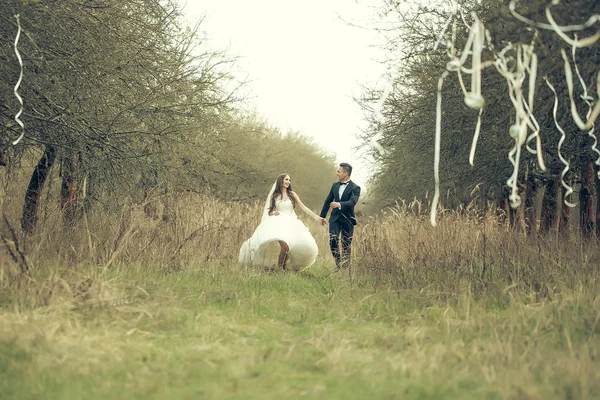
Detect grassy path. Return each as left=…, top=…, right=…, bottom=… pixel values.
left=1, top=264, right=599, bottom=399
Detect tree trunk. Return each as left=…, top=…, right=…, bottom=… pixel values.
left=494, top=187, right=506, bottom=223
left=596, top=167, right=600, bottom=237
left=60, top=153, right=78, bottom=223
left=580, top=161, right=596, bottom=237
left=524, top=166, right=537, bottom=235
left=540, top=178, right=559, bottom=234
left=21, top=146, right=57, bottom=233
left=503, top=196, right=511, bottom=228
left=559, top=187, right=571, bottom=237
left=498, top=186, right=517, bottom=229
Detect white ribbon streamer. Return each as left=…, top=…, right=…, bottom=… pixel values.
left=430, top=71, right=448, bottom=227
left=12, top=14, right=25, bottom=146
left=426, top=1, right=600, bottom=226
left=570, top=41, right=600, bottom=175
left=545, top=7, right=600, bottom=48
left=506, top=1, right=600, bottom=130
left=509, top=0, right=600, bottom=33
left=468, top=108, right=483, bottom=166
left=545, top=77, right=576, bottom=208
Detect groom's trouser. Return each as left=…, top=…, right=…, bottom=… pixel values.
left=329, top=219, right=354, bottom=270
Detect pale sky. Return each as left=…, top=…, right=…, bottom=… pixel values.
left=179, top=0, right=387, bottom=186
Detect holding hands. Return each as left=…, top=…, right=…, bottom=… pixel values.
left=320, top=201, right=340, bottom=226
left=320, top=201, right=341, bottom=226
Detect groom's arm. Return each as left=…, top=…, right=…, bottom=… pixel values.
left=319, top=187, right=335, bottom=218
left=340, top=185, right=361, bottom=211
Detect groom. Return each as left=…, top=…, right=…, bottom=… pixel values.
left=320, top=163, right=361, bottom=272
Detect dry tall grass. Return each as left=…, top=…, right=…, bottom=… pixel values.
left=0, top=172, right=330, bottom=307
left=356, top=204, right=600, bottom=296
left=1, top=174, right=599, bottom=399
left=1, top=176, right=599, bottom=304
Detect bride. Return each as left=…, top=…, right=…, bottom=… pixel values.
left=239, top=173, right=322, bottom=271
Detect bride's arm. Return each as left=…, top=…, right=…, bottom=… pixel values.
left=291, top=192, right=321, bottom=221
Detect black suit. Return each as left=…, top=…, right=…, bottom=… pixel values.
left=320, top=181, right=361, bottom=270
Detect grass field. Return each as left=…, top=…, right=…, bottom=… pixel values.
left=1, top=194, right=599, bottom=399
left=1, top=261, right=599, bottom=400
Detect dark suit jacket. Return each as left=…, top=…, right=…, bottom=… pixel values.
left=319, top=181, right=361, bottom=226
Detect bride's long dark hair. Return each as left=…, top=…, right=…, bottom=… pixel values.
left=268, top=173, right=296, bottom=215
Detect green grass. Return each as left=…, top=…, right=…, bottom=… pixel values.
left=1, top=263, right=599, bottom=399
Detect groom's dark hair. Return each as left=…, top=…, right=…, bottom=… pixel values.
left=339, top=162, right=352, bottom=176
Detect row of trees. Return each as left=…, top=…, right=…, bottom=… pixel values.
left=362, top=0, right=600, bottom=236
left=0, top=0, right=335, bottom=233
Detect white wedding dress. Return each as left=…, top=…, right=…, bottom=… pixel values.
left=239, top=195, right=320, bottom=271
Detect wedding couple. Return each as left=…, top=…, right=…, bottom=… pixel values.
left=239, top=163, right=361, bottom=272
